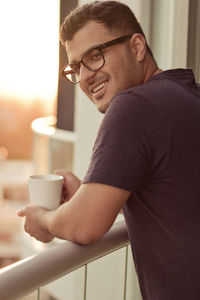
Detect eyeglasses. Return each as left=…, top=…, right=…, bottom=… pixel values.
left=61, top=34, right=132, bottom=84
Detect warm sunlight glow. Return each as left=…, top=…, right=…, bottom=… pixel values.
left=32, top=116, right=57, bottom=136
left=0, top=1, right=59, bottom=104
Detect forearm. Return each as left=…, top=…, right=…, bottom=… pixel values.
left=45, top=202, right=83, bottom=244
left=18, top=182, right=130, bottom=245
left=45, top=188, right=108, bottom=245
left=44, top=183, right=129, bottom=244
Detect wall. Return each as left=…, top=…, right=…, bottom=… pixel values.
left=151, top=0, right=189, bottom=69
left=187, top=0, right=200, bottom=81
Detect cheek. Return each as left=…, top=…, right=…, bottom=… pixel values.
left=113, top=66, right=132, bottom=87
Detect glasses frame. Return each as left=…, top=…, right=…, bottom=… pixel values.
left=61, top=34, right=133, bottom=84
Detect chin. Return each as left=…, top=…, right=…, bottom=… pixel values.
left=96, top=105, right=106, bottom=114
left=96, top=95, right=115, bottom=113
left=98, top=108, right=106, bottom=114
left=96, top=101, right=111, bottom=114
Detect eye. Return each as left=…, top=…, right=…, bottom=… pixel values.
left=90, top=49, right=101, bottom=61
left=92, top=52, right=101, bottom=61
left=84, top=49, right=102, bottom=64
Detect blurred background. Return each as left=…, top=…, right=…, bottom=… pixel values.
left=0, top=0, right=59, bottom=160
left=0, top=0, right=199, bottom=275
left=0, top=0, right=77, bottom=269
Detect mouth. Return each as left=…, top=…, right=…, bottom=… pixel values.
left=92, top=81, right=108, bottom=93
left=90, top=80, right=108, bottom=100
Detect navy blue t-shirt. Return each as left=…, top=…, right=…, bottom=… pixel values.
left=83, top=69, right=200, bottom=299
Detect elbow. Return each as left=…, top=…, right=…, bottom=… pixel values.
left=73, top=233, right=98, bottom=246
left=73, top=228, right=103, bottom=245
left=72, top=221, right=112, bottom=245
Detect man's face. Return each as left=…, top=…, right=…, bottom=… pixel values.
left=66, top=21, right=144, bottom=113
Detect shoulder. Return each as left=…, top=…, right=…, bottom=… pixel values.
left=110, top=70, right=175, bottom=106
left=105, top=69, right=187, bottom=123
left=104, top=82, right=162, bottom=128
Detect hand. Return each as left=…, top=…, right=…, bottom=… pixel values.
left=54, top=170, right=81, bottom=204
left=17, top=205, right=54, bottom=243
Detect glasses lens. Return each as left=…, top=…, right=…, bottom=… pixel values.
left=62, top=49, right=104, bottom=83
left=82, top=48, right=104, bottom=71
left=62, top=65, right=79, bottom=83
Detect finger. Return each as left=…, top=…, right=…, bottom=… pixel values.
left=54, top=169, right=68, bottom=176
left=16, top=207, right=27, bottom=217
left=24, top=223, right=29, bottom=233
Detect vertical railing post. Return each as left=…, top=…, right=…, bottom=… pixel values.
left=123, top=245, right=129, bottom=300
left=83, top=265, right=88, bottom=300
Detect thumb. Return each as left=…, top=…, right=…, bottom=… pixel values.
left=16, top=207, right=27, bottom=217
left=54, top=169, right=67, bottom=176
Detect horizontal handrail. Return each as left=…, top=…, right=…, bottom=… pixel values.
left=0, top=220, right=129, bottom=300
left=31, top=116, right=77, bottom=142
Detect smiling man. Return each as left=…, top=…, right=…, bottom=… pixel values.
left=62, top=13, right=160, bottom=113
left=17, top=1, right=200, bottom=299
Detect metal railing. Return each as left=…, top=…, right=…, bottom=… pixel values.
left=0, top=221, right=129, bottom=300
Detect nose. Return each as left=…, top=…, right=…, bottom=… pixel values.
left=79, top=63, right=96, bottom=83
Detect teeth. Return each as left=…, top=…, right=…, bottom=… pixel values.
left=93, top=82, right=107, bottom=93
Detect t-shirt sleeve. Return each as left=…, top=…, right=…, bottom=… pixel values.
left=83, top=91, right=169, bottom=193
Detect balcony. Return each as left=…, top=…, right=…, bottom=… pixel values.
left=0, top=118, right=142, bottom=300
left=0, top=220, right=142, bottom=300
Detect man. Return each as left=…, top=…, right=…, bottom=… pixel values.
left=17, top=1, right=200, bottom=299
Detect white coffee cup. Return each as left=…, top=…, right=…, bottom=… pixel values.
left=28, top=174, right=64, bottom=209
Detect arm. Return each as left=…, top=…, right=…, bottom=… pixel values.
left=17, top=180, right=130, bottom=245
left=47, top=182, right=130, bottom=244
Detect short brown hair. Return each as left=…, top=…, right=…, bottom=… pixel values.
left=60, top=1, right=153, bottom=56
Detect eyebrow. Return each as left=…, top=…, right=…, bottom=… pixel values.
left=69, top=42, right=103, bottom=65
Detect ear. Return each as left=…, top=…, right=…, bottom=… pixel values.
left=129, top=33, right=146, bottom=62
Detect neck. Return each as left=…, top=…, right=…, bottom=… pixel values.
left=152, top=66, right=163, bottom=76
left=143, top=55, right=163, bottom=83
